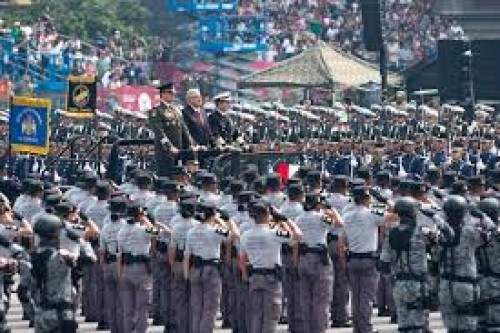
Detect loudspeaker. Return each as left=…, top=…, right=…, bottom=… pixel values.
left=361, top=0, right=382, bottom=52
left=438, top=39, right=467, bottom=101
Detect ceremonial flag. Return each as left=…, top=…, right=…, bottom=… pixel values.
left=66, top=75, right=97, bottom=118
left=9, top=96, right=51, bottom=155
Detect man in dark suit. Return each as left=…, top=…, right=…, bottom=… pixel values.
left=182, top=88, right=212, bottom=147
left=148, top=83, right=195, bottom=177
left=208, top=92, right=237, bottom=146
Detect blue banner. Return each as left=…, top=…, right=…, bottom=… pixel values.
left=9, top=97, right=51, bottom=155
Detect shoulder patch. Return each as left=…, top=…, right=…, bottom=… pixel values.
left=276, top=230, right=291, bottom=238
left=215, top=228, right=230, bottom=236
left=72, top=225, right=86, bottom=231
left=145, top=227, right=160, bottom=235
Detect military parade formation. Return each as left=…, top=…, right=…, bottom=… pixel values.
left=0, top=80, right=497, bottom=333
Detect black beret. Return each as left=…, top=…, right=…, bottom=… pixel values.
left=55, top=201, right=76, bottom=216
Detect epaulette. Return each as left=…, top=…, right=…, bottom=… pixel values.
left=215, top=228, right=229, bottom=237
left=276, top=230, right=291, bottom=238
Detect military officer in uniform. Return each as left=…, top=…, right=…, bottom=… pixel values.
left=148, top=83, right=195, bottom=176
left=208, top=92, right=237, bottom=147
left=342, top=186, right=397, bottom=333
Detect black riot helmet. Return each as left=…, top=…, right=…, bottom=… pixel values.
left=33, top=214, right=64, bottom=239
left=443, top=195, right=468, bottom=225
left=394, top=197, right=418, bottom=226
left=478, top=198, right=499, bottom=225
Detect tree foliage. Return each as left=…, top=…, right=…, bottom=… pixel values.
left=2, top=0, right=152, bottom=40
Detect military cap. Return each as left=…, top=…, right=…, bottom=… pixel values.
left=399, top=178, right=412, bottom=192
left=135, top=172, right=152, bottom=186
left=213, top=92, right=231, bottom=103
left=157, top=82, right=175, bottom=93
left=45, top=194, right=62, bottom=207
left=29, top=180, right=44, bottom=193
left=442, top=171, right=459, bottom=188
left=109, top=197, right=127, bottom=213
left=154, top=177, right=169, bottom=191
left=357, top=167, right=372, bottom=180
left=297, top=166, right=312, bottom=179
left=426, top=168, right=440, bottom=182
left=252, top=177, right=267, bottom=194
left=44, top=187, right=60, bottom=198
left=350, top=178, right=366, bottom=188
left=468, top=175, right=486, bottom=188
left=351, top=186, right=370, bottom=200
left=304, top=193, right=321, bottom=209
left=250, top=202, right=269, bottom=217
left=180, top=192, right=198, bottom=203
left=33, top=214, right=64, bottom=237
left=126, top=201, right=144, bottom=217
left=95, top=181, right=110, bottom=196
left=333, top=175, right=350, bottom=187
left=287, top=178, right=302, bottom=186
left=55, top=201, right=76, bottom=216
left=287, top=184, right=305, bottom=197
left=409, top=180, right=427, bottom=194
left=200, top=173, right=217, bottom=185
left=229, top=180, right=246, bottom=194
left=169, top=166, right=187, bottom=177
left=237, top=191, right=255, bottom=203
left=375, top=171, right=391, bottom=183
left=83, top=172, right=99, bottom=184
left=266, top=173, right=282, bottom=188
left=21, top=179, right=33, bottom=193
left=306, top=170, right=321, bottom=184
left=449, top=180, right=468, bottom=196
left=161, top=181, right=182, bottom=193
left=220, top=176, right=235, bottom=192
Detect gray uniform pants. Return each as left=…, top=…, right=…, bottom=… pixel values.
left=328, top=239, right=349, bottom=324
left=93, top=263, right=106, bottom=323
left=228, top=257, right=239, bottom=329
left=103, top=261, right=123, bottom=333
left=282, top=250, right=302, bottom=331
left=81, top=264, right=92, bottom=319
left=121, top=263, right=152, bottom=333
left=298, top=253, right=333, bottom=333
left=153, top=252, right=173, bottom=327
left=347, top=258, right=379, bottom=333
left=377, top=273, right=395, bottom=314
left=480, top=276, right=500, bottom=331
left=248, top=274, right=282, bottom=333
left=151, top=253, right=162, bottom=320
left=190, top=265, right=222, bottom=333
left=171, top=260, right=190, bottom=333
left=237, top=277, right=250, bottom=333
left=439, top=280, right=478, bottom=332
left=393, top=280, right=427, bottom=333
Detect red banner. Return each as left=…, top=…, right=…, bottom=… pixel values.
left=97, top=86, right=161, bottom=113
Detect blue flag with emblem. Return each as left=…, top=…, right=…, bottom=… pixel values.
left=9, top=96, right=51, bottom=155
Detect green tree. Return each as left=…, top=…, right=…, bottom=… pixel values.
left=2, top=0, right=152, bottom=41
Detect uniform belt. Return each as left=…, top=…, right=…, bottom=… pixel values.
left=40, top=299, right=73, bottom=311
left=191, top=255, right=221, bottom=269
left=347, top=252, right=378, bottom=260
left=105, top=253, right=118, bottom=263
left=298, top=243, right=327, bottom=255
left=156, top=242, right=169, bottom=253
left=395, top=272, right=425, bottom=282
left=122, top=253, right=150, bottom=265
left=249, top=265, right=282, bottom=279
left=440, top=273, right=477, bottom=284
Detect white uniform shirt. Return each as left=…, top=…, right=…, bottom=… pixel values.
left=296, top=210, right=334, bottom=247
left=279, top=201, right=304, bottom=220
left=117, top=222, right=154, bottom=256
left=240, top=224, right=291, bottom=269
left=99, top=218, right=125, bottom=254
left=342, top=205, right=385, bottom=253
left=84, top=200, right=109, bottom=229
left=185, top=223, right=229, bottom=260
left=170, top=217, right=200, bottom=250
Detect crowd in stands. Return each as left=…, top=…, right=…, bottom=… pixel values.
left=0, top=14, right=152, bottom=93
left=241, top=0, right=464, bottom=70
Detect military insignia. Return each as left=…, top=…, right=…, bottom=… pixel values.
left=215, top=228, right=229, bottom=236
left=21, top=114, right=36, bottom=136
left=146, top=227, right=160, bottom=235
left=72, top=84, right=90, bottom=108
left=276, top=230, right=291, bottom=238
